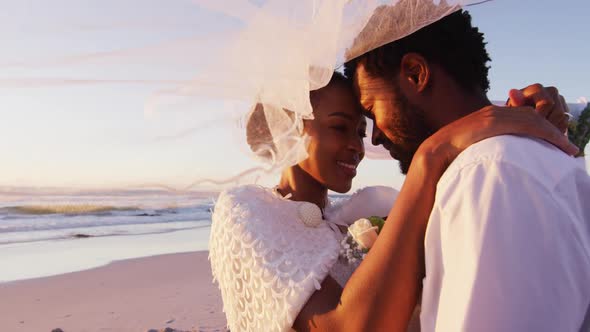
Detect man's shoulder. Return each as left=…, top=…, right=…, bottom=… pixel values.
left=445, top=135, right=570, bottom=172
left=438, top=135, right=580, bottom=190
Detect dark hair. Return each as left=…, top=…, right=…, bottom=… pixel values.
left=344, top=9, right=491, bottom=93
left=309, top=71, right=349, bottom=109
left=246, top=71, right=352, bottom=160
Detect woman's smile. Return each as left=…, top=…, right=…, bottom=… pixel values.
left=336, top=160, right=358, bottom=178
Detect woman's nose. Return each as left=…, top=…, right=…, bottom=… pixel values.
left=349, top=134, right=364, bottom=154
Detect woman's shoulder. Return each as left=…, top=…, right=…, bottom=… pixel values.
left=212, top=184, right=335, bottom=242
left=215, top=184, right=270, bottom=206
left=210, top=184, right=341, bottom=270
left=211, top=184, right=321, bottom=254
left=213, top=184, right=274, bottom=217
left=209, top=185, right=341, bottom=332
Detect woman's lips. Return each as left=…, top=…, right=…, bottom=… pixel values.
left=336, top=161, right=357, bottom=177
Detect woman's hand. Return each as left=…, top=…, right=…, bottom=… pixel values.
left=507, top=83, right=570, bottom=134
left=415, top=104, right=579, bottom=176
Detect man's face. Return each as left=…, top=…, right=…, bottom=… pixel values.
left=353, top=63, right=433, bottom=174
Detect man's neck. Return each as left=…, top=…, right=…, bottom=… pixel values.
left=277, top=165, right=328, bottom=209
left=453, top=92, right=492, bottom=121
left=430, top=85, right=492, bottom=131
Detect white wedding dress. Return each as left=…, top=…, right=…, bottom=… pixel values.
left=209, top=185, right=398, bottom=332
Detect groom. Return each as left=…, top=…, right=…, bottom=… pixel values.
left=345, top=9, right=590, bottom=332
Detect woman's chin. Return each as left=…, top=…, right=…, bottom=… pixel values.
left=329, top=181, right=353, bottom=194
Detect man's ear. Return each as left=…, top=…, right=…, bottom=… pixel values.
left=400, top=53, right=430, bottom=93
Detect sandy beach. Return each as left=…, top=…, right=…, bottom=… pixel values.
left=0, top=251, right=226, bottom=332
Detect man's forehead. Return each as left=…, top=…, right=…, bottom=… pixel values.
left=351, top=63, right=372, bottom=106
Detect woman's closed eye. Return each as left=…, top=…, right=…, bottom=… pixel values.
left=329, top=123, right=366, bottom=139
left=330, top=125, right=349, bottom=133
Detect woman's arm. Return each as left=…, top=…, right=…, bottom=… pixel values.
left=294, top=152, right=440, bottom=332
left=293, top=104, right=578, bottom=332
left=337, top=151, right=443, bottom=331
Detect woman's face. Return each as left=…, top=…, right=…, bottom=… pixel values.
left=299, top=82, right=367, bottom=193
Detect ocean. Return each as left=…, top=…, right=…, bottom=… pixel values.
left=0, top=188, right=219, bottom=282
left=0, top=187, right=354, bottom=282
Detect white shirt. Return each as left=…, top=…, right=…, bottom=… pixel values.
left=420, top=135, right=590, bottom=332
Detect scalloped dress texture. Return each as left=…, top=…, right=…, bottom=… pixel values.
left=209, top=185, right=398, bottom=332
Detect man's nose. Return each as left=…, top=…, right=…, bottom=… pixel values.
left=371, top=123, right=384, bottom=146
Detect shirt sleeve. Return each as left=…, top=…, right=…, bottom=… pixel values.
left=430, top=160, right=589, bottom=332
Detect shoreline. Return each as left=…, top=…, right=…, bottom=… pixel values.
left=0, top=251, right=226, bottom=332
left=0, top=227, right=210, bottom=283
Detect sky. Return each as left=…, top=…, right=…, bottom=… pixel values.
left=0, top=0, right=588, bottom=191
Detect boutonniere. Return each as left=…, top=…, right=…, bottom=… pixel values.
left=339, top=216, right=385, bottom=264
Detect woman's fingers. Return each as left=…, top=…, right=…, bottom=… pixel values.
left=532, top=114, right=578, bottom=155
left=545, top=93, right=570, bottom=133
left=420, top=104, right=579, bottom=175
left=558, top=94, right=571, bottom=133
left=507, top=89, right=526, bottom=106
left=548, top=111, right=570, bottom=134
left=508, top=83, right=557, bottom=117
left=483, top=105, right=579, bottom=156
left=507, top=84, right=570, bottom=134
left=554, top=134, right=579, bottom=155
left=521, top=84, right=557, bottom=118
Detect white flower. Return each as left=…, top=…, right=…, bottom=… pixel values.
left=348, top=218, right=379, bottom=250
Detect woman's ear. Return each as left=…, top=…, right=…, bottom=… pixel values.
left=400, top=53, right=430, bottom=93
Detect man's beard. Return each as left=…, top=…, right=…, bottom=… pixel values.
left=386, top=85, right=433, bottom=174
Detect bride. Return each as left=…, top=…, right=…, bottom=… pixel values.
left=208, top=71, right=574, bottom=331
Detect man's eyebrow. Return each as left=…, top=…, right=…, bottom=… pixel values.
left=328, top=112, right=355, bottom=120
left=357, top=92, right=374, bottom=119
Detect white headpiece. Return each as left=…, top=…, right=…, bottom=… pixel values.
left=1, top=0, right=486, bottom=189
left=186, top=0, right=481, bottom=175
